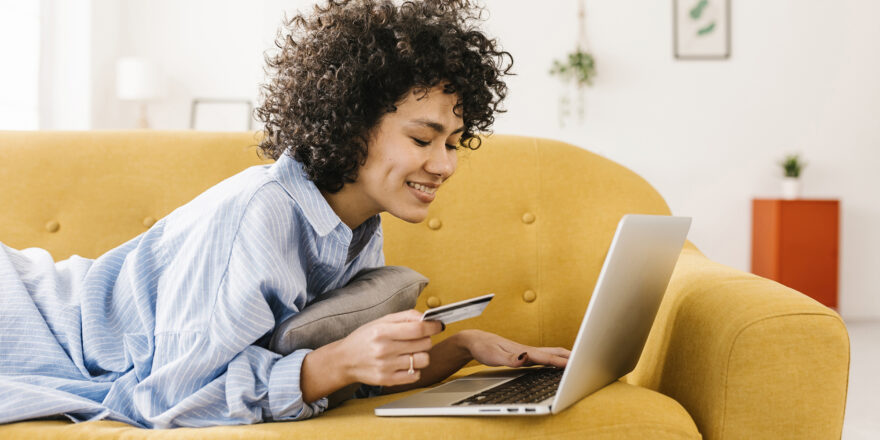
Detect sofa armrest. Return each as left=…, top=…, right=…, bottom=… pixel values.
left=625, top=245, right=850, bottom=440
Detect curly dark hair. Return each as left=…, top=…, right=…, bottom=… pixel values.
left=255, top=0, right=513, bottom=193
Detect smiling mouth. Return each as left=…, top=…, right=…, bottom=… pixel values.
left=406, top=182, right=437, bottom=195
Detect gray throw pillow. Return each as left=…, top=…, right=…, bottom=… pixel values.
left=269, top=265, right=428, bottom=408
left=270, top=265, right=428, bottom=354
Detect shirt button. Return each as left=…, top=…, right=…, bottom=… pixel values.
left=523, top=290, right=537, bottom=303
left=45, top=220, right=60, bottom=233
left=426, top=296, right=442, bottom=308
left=143, top=216, right=157, bottom=228
left=522, top=212, right=536, bottom=224
left=427, top=218, right=442, bottom=230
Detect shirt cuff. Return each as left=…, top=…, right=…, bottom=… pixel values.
left=266, top=349, right=328, bottom=421
left=354, top=383, right=384, bottom=399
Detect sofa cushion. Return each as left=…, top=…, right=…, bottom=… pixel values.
left=0, top=366, right=700, bottom=439
left=268, top=265, right=427, bottom=408
left=269, top=265, right=429, bottom=354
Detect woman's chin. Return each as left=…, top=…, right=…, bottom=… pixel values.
left=389, top=208, right=429, bottom=224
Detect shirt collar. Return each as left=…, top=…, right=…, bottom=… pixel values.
left=269, top=153, right=380, bottom=242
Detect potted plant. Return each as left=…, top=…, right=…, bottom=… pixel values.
left=779, top=154, right=806, bottom=200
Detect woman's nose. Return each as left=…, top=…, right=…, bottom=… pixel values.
left=425, top=145, right=455, bottom=179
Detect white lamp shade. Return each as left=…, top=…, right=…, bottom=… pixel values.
left=116, top=57, right=161, bottom=100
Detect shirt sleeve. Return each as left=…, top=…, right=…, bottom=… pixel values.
left=353, top=223, right=386, bottom=399
left=133, top=183, right=327, bottom=428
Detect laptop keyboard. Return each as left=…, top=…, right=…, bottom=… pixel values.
left=453, top=368, right=563, bottom=406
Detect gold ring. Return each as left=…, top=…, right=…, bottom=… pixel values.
left=408, top=354, right=415, bottom=375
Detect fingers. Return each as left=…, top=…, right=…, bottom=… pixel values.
left=520, top=350, right=569, bottom=368
left=548, top=347, right=571, bottom=359
left=386, top=320, right=444, bottom=340
left=504, top=346, right=570, bottom=368
left=382, top=310, right=448, bottom=336
left=379, top=310, right=443, bottom=339
left=392, top=337, right=434, bottom=355
left=375, top=352, right=430, bottom=386
left=387, top=368, right=421, bottom=385
left=384, top=309, right=423, bottom=323
left=349, top=310, right=444, bottom=387
left=398, top=351, right=430, bottom=371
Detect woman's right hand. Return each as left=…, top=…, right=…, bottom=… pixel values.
left=336, top=309, right=444, bottom=387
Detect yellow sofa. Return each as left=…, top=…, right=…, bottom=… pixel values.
left=0, top=131, right=849, bottom=439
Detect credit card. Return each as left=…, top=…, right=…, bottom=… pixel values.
left=420, top=293, right=494, bottom=325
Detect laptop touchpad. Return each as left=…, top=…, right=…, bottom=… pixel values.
left=424, top=378, right=508, bottom=393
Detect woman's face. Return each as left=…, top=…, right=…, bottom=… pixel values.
left=346, top=85, right=463, bottom=225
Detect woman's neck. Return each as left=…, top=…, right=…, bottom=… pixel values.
left=320, top=186, right=378, bottom=231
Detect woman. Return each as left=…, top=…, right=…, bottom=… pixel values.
left=0, top=0, right=569, bottom=429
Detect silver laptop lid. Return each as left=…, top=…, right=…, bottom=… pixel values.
left=551, top=214, right=691, bottom=414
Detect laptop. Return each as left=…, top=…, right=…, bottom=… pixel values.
left=375, top=214, right=692, bottom=416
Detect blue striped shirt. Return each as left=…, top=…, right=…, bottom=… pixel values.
left=0, top=153, right=384, bottom=428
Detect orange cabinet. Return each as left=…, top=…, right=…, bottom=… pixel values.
left=751, top=199, right=839, bottom=309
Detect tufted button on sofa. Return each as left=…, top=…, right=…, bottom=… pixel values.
left=426, top=296, right=442, bottom=308
left=0, top=131, right=849, bottom=439
left=45, top=220, right=60, bottom=232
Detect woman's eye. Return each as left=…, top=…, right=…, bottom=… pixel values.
left=411, top=138, right=430, bottom=146
left=446, top=143, right=459, bottom=150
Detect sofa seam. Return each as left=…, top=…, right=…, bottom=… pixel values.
left=521, top=422, right=701, bottom=440
left=720, top=311, right=848, bottom=439
left=532, top=136, right=543, bottom=346
left=839, top=317, right=852, bottom=440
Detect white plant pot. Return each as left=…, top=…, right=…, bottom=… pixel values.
left=782, top=177, right=802, bottom=200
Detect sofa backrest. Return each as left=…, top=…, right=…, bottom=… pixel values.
left=0, top=130, right=271, bottom=260
left=381, top=135, right=672, bottom=350
left=0, top=131, right=670, bottom=350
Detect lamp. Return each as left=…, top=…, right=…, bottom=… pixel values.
left=115, top=57, right=161, bottom=129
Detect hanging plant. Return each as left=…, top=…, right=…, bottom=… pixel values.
left=552, top=0, right=595, bottom=128
left=550, top=48, right=596, bottom=87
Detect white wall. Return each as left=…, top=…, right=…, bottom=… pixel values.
left=80, top=0, right=880, bottom=320
left=91, top=0, right=306, bottom=130
left=482, top=1, right=880, bottom=320
left=0, top=1, right=40, bottom=130
left=89, top=0, right=122, bottom=131
left=39, top=0, right=92, bottom=129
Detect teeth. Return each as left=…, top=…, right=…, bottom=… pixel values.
left=407, top=182, right=437, bottom=195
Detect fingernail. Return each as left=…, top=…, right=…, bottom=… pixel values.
left=441, top=322, right=446, bottom=332
left=518, top=352, right=527, bottom=360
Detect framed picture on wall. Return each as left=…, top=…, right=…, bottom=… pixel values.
left=189, top=98, right=254, bottom=131
left=673, top=0, right=731, bottom=59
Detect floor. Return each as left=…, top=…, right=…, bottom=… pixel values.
left=841, top=319, right=880, bottom=439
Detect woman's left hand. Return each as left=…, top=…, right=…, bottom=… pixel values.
left=457, top=329, right=570, bottom=369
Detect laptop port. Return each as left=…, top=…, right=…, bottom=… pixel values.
left=506, top=408, right=518, bottom=413
left=524, top=408, right=536, bottom=413
left=479, top=409, right=501, bottom=413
